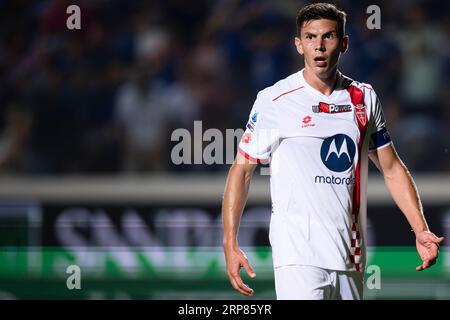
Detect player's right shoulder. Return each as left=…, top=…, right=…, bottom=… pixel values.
left=261, top=71, right=305, bottom=103
left=252, top=72, right=303, bottom=118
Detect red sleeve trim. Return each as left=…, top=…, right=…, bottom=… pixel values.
left=237, top=147, right=269, bottom=164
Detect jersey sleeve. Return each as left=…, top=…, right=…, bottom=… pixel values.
left=238, top=90, right=280, bottom=164
left=368, top=89, right=392, bottom=152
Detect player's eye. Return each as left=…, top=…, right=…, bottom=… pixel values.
left=305, top=34, right=313, bottom=39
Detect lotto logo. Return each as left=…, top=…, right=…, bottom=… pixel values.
left=302, top=115, right=315, bottom=128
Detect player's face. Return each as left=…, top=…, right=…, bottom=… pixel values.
left=295, top=19, right=348, bottom=78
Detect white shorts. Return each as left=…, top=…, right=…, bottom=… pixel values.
left=274, top=265, right=364, bottom=300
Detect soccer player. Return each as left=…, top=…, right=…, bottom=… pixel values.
left=222, top=3, right=444, bottom=300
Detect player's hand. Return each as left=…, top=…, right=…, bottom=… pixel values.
left=223, top=244, right=256, bottom=296
left=415, top=231, right=445, bottom=271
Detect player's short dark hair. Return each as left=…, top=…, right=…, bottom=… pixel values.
left=296, top=3, right=347, bottom=39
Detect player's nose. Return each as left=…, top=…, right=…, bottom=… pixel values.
left=315, top=40, right=325, bottom=51
left=315, top=46, right=325, bottom=52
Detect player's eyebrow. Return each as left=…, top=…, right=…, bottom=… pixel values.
left=322, top=31, right=337, bottom=37
left=303, top=30, right=337, bottom=38
left=303, top=32, right=317, bottom=38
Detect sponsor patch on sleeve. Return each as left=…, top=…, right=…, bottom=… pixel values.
left=245, top=112, right=258, bottom=132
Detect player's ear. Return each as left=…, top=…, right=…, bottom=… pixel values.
left=340, top=35, right=349, bottom=54
left=294, top=36, right=304, bottom=55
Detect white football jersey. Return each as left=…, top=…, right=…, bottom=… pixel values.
left=238, top=69, right=392, bottom=272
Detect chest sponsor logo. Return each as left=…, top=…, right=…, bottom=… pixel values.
left=320, top=134, right=356, bottom=172
left=312, top=102, right=352, bottom=114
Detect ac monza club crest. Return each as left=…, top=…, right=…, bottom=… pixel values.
left=355, top=104, right=367, bottom=126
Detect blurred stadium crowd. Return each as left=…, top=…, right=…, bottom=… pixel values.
left=0, top=0, right=448, bottom=174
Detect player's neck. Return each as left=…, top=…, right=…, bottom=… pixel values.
left=302, top=67, right=338, bottom=97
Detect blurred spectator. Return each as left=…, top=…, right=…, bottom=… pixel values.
left=392, top=114, right=445, bottom=171
left=395, top=5, right=445, bottom=115
left=114, top=66, right=169, bottom=172
left=0, top=100, right=31, bottom=173
left=0, top=0, right=448, bottom=174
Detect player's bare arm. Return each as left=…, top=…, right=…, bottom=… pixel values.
left=222, top=152, right=257, bottom=296
left=368, top=145, right=445, bottom=271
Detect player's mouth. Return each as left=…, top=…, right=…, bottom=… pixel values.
left=314, top=56, right=327, bottom=67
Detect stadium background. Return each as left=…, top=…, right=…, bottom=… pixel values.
left=0, top=0, right=449, bottom=299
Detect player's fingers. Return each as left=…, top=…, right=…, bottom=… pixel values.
left=231, top=272, right=253, bottom=296
left=423, top=234, right=444, bottom=244
left=429, top=259, right=436, bottom=267
left=417, top=262, right=427, bottom=271
left=432, top=236, right=445, bottom=245
left=227, top=268, right=244, bottom=294
left=227, top=266, right=253, bottom=296
left=233, top=278, right=253, bottom=296
left=430, top=251, right=439, bottom=262
left=242, top=259, right=256, bottom=278
left=230, top=278, right=247, bottom=296
left=229, top=276, right=250, bottom=296
left=227, top=270, right=246, bottom=295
